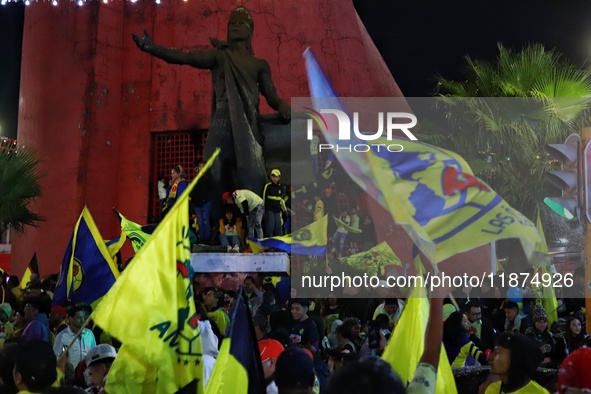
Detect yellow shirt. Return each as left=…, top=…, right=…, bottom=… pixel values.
left=485, top=380, right=549, bottom=394
left=207, top=309, right=230, bottom=337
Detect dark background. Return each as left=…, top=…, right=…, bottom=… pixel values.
left=0, top=2, right=24, bottom=139
left=2, top=1, right=591, bottom=138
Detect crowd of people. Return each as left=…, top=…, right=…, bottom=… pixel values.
left=128, top=147, right=591, bottom=394
left=9, top=2, right=589, bottom=391
left=0, top=267, right=588, bottom=393
left=3, top=130, right=583, bottom=393
left=155, top=152, right=378, bottom=262
left=0, top=273, right=117, bottom=393
left=157, top=162, right=292, bottom=252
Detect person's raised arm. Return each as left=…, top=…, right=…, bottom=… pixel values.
left=132, top=29, right=217, bottom=69
left=406, top=284, right=448, bottom=394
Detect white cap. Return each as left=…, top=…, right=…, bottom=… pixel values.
left=85, top=344, right=117, bottom=367
left=330, top=319, right=343, bottom=333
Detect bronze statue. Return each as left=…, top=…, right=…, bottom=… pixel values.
left=132, top=6, right=290, bottom=216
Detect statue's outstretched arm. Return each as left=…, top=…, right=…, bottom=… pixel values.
left=259, top=60, right=290, bottom=121
left=132, top=29, right=217, bottom=69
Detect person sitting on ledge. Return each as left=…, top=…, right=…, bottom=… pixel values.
left=219, top=209, right=243, bottom=253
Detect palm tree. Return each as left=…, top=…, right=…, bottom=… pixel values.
left=0, top=139, right=44, bottom=234
left=422, top=43, right=591, bottom=220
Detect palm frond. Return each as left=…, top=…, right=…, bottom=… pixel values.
left=0, top=147, right=45, bottom=234
left=429, top=43, right=591, bottom=220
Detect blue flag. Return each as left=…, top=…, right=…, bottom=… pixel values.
left=53, top=207, right=120, bottom=306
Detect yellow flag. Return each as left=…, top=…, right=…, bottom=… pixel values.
left=206, top=340, right=248, bottom=394
left=92, top=149, right=220, bottom=394
left=340, top=241, right=402, bottom=277
left=382, top=286, right=457, bottom=394
left=305, top=50, right=543, bottom=265
left=246, top=238, right=267, bottom=254
left=534, top=213, right=558, bottom=326
left=20, top=253, right=39, bottom=289
left=115, top=209, right=154, bottom=253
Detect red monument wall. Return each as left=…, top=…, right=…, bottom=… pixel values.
left=12, top=0, right=406, bottom=275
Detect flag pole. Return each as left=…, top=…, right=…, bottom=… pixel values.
left=61, top=315, right=93, bottom=357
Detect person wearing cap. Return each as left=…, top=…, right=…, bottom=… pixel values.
left=524, top=304, right=554, bottom=367
left=324, top=319, right=343, bottom=350
left=223, top=189, right=265, bottom=239
left=263, top=169, right=287, bottom=238
left=557, top=346, right=591, bottom=394
left=259, top=339, right=285, bottom=394
left=53, top=304, right=96, bottom=369
left=84, top=344, right=117, bottom=392
left=483, top=331, right=549, bottom=394
left=49, top=306, right=68, bottom=335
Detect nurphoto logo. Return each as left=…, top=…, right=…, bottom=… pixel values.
left=304, top=107, right=418, bottom=153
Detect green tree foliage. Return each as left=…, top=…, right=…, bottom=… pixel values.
left=423, top=44, right=591, bottom=219
left=0, top=140, right=44, bottom=234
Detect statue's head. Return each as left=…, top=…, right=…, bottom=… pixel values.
left=227, top=6, right=254, bottom=51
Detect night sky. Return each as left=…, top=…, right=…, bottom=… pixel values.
left=0, top=2, right=24, bottom=139
left=353, top=0, right=591, bottom=97
left=2, top=1, right=591, bottom=139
